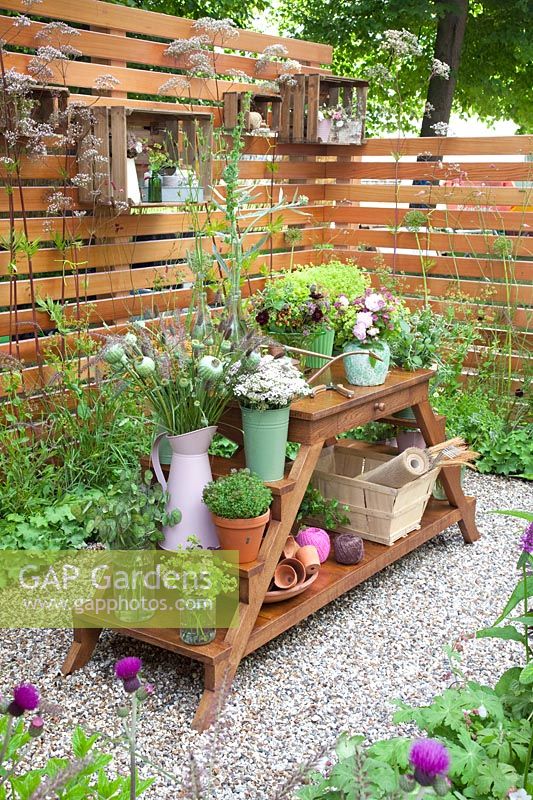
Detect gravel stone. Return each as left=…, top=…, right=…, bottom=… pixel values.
left=1, top=473, right=531, bottom=798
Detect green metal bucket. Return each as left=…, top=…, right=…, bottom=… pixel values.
left=305, top=328, right=335, bottom=370
left=240, top=405, right=291, bottom=482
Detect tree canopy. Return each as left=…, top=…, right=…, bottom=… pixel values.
left=112, top=0, right=266, bottom=30
left=278, top=0, right=533, bottom=134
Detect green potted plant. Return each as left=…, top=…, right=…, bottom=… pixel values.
left=203, top=469, right=273, bottom=562
left=250, top=277, right=332, bottom=367
left=334, top=287, right=402, bottom=386
left=232, top=354, right=312, bottom=481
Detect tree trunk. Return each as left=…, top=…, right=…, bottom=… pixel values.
left=420, top=0, right=468, bottom=136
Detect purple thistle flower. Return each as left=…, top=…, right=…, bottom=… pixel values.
left=8, top=684, right=40, bottom=717
left=115, top=656, right=142, bottom=680
left=409, top=739, right=450, bottom=786
left=115, top=657, right=142, bottom=692
left=521, top=522, right=533, bottom=554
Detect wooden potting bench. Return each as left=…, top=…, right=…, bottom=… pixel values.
left=62, top=366, right=479, bottom=730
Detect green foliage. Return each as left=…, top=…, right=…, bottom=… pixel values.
left=278, top=0, right=532, bottom=132
left=169, top=536, right=238, bottom=600
left=250, top=276, right=331, bottom=340
left=477, top=509, right=533, bottom=655
left=0, top=718, right=152, bottom=799
left=112, top=0, right=266, bottom=31
left=202, top=469, right=272, bottom=519
left=82, top=469, right=181, bottom=549
left=389, top=307, right=449, bottom=371
left=433, top=389, right=532, bottom=478
left=209, top=434, right=239, bottom=458
left=342, top=421, right=396, bottom=444
left=0, top=489, right=100, bottom=551
left=297, top=484, right=350, bottom=530
left=290, top=260, right=369, bottom=303
left=0, top=364, right=150, bottom=524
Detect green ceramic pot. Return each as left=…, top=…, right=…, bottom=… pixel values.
left=305, top=328, right=335, bottom=369
left=342, top=340, right=391, bottom=386
left=240, top=405, right=290, bottom=481
left=433, top=466, right=466, bottom=500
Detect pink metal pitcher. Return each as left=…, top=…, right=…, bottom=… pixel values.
left=151, top=426, right=219, bottom=550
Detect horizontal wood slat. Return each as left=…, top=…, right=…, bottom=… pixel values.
left=355, top=135, right=533, bottom=157
left=328, top=228, right=533, bottom=258
left=0, top=15, right=330, bottom=80
left=0, top=0, right=333, bottom=63
left=324, top=206, right=533, bottom=229
left=325, top=161, right=533, bottom=182
left=344, top=248, right=533, bottom=284
left=0, top=249, right=321, bottom=306
left=0, top=205, right=326, bottom=239
left=0, top=228, right=325, bottom=275
left=326, top=183, right=533, bottom=206
left=6, top=52, right=258, bottom=104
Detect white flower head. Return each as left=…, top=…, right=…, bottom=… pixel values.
left=431, top=121, right=449, bottom=136
left=365, top=292, right=385, bottom=312
left=232, top=355, right=311, bottom=411
left=432, top=59, right=451, bottom=80
left=509, top=791, right=531, bottom=800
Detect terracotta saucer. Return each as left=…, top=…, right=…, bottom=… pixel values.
left=263, top=571, right=319, bottom=604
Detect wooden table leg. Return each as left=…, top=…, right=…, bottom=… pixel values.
left=192, top=441, right=325, bottom=731
left=412, top=399, right=480, bottom=544
left=61, top=627, right=103, bottom=675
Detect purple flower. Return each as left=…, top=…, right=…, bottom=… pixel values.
left=29, top=715, right=44, bottom=738
left=356, top=311, right=374, bottom=328
left=256, top=309, right=269, bottom=326
left=409, top=739, right=450, bottom=786
left=8, top=684, right=40, bottom=717
left=311, top=306, right=324, bottom=323
left=352, top=321, right=367, bottom=341
left=521, top=522, right=533, bottom=554
left=115, top=657, right=142, bottom=692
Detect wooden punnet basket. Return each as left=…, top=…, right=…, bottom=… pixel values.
left=311, top=442, right=440, bottom=546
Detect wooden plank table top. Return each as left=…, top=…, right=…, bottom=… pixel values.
left=61, top=367, right=480, bottom=730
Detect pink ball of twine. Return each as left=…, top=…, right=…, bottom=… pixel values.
left=296, top=527, right=330, bottom=563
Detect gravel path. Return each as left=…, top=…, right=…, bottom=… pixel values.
left=2, top=473, right=531, bottom=798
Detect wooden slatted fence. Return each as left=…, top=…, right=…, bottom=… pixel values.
left=0, top=0, right=531, bottom=395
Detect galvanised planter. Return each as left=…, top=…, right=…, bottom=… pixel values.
left=240, top=405, right=290, bottom=482
left=342, top=340, right=391, bottom=386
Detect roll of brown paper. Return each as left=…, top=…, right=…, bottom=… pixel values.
left=296, top=545, right=320, bottom=576
left=361, top=447, right=430, bottom=489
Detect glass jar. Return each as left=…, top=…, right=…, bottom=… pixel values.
left=179, top=602, right=216, bottom=646
left=148, top=173, right=162, bottom=203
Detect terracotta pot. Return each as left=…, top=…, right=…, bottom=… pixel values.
left=282, top=536, right=299, bottom=559
left=296, top=545, right=320, bottom=576
left=278, top=557, right=306, bottom=585
left=212, top=509, right=270, bottom=563
left=274, top=563, right=298, bottom=589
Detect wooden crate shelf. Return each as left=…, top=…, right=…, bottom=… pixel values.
left=78, top=106, right=212, bottom=209
left=279, top=74, right=369, bottom=145
left=223, top=91, right=282, bottom=136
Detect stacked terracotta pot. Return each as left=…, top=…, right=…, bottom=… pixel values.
left=270, top=536, right=321, bottom=593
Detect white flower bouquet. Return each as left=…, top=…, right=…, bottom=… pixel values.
left=233, top=355, right=311, bottom=411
